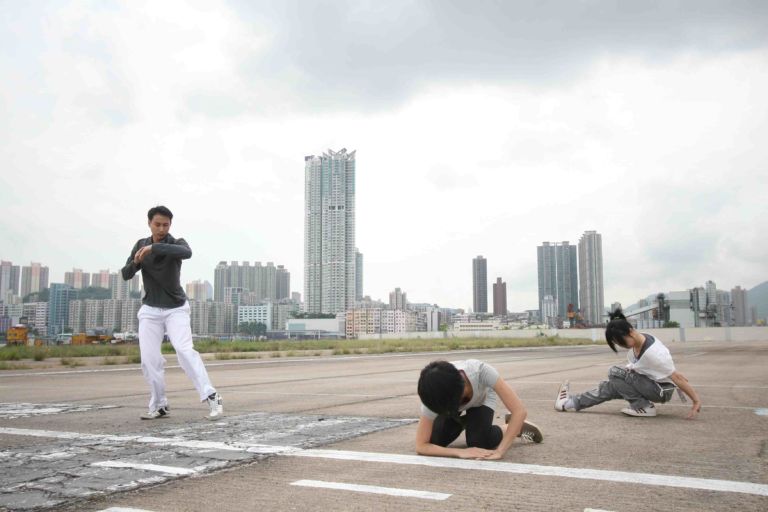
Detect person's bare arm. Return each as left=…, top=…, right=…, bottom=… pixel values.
left=480, top=378, right=527, bottom=460
left=669, top=371, right=702, bottom=419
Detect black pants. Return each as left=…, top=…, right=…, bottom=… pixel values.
left=430, top=405, right=502, bottom=449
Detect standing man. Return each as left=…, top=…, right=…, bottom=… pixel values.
left=122, top=206, right=223, bottom=420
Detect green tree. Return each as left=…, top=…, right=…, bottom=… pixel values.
left=238, top=322, right=267, bottom=336
left=662, top=321, right=680, bottom=328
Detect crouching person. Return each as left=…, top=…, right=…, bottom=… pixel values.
left=415, top=359, right=542, bottom=460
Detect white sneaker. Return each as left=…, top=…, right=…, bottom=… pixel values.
left=504, top=414, right=544, bottom=444
left=140, top=405, right=170, bottom=420
left=554, top=381, right=575, bottom=411
left=206, top=392, right=223, bottom=420
left=621, top=404, right=657, bottom=417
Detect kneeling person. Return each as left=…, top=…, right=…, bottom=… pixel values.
left=416, top=359, right=542, bottom=460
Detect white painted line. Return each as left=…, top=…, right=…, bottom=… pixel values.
left=755, top=408, right=768, bottom=416
left=290, top=479, right=451, bottom=501
left=5, top=426, right=768, bottom=497
left=584, top=509, right=615, bottom=512
left=289, top=449, right=768, bottom=497
left=92, top=460, right=198, bottom=475
left=0, top=427, right=300, bottom=454
left=98, top=508, right=157, bottom=512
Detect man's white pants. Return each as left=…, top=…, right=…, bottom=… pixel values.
left=137, top=301, right=215, bottom=411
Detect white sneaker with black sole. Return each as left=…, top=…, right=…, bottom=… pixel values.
left=554, top=381, right=576, bottom=411
left=140, top=405, right=170, bottom=420
left=206, top=392, right=223, bottom=420
left=505, top=414, right=544, bottom=443
left=621, top=403, right=657, bottom=417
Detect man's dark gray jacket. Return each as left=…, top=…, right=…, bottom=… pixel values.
left=121, top=234, right=191, bottom=308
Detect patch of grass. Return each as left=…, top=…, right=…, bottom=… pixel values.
left=270, top=352, right=282, bottom=358
left=0, top=361, right=31, bottom=370
left=32, top=349, right=47, bottom=361
left=60, top=357, right=84, bottom=367
left=102, top=356, right=120, bottom=365
left=128, top=354, right=142, bottom=364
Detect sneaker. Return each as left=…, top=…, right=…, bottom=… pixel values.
left=140, top=405, right=170, bottom=420
left=621, top=404, right=657, bottom=417
left=554, top=381, right=575, bottom=411
left=206, top=392, right=223, bottom=420
left=505, top=415, right=544, bottom=443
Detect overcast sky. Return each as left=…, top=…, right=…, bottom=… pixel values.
left=1, top=0, right=767, bottom=311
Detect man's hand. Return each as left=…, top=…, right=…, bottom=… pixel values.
left=686, top=401, right=702, bottom=420
left=133, top=245, right=153, bottom=264
left=479, top=449, right=505, bottom=460
left=458, top=447, right=494, bottom=459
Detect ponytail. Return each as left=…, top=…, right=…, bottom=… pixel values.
left=605, top=308, right=633, bottom=352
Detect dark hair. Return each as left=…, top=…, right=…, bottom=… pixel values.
left=147, top=205, right=173, bottom=222
left=605, top=309, right=633, bottom=352
left=417, top=361, right=464, bottom=416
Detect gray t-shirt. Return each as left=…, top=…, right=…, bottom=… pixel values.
left=420, top=359, right=500, bottom=420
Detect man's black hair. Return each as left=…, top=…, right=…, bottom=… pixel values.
left=417, top=361, right=464, bottom=416
left=147, top=205, right=173, bottom=222
left=605, top=309, right=633, bottom=352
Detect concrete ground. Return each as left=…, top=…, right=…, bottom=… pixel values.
left=0, top=340, right=766, bottom=511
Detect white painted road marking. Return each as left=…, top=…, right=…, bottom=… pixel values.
left=290, top=479, right=451, bottom=500
left=0, top=427, right=300, bottom=454
left=290, top=449, right=768, bottom=497
left=92, top=460, right=198, bottom=475
left=3, top=427, right=767, bottom=497
left=98, top=507, right=157, bottom=511
left=584, top=509, right=616, bottom=512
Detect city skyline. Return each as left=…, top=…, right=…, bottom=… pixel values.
left=1, top=2, right=766, bottom=312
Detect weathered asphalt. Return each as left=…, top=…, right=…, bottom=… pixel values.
left=1, top=340, right=766, bottom=511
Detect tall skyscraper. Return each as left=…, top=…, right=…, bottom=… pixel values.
left=304, top=148, right=357, bottom=314
left=64, top=268, right=91, bottom=289
left=0, top=261, right=20, bottom=302
left=47, top=283, right=75, bottom=336
left=355, top=249, right=364, bottom=301
left=389, top=287, right=407, bottom=310
left=578, top=231, right=605, bottom=326
left=492, top=277, right=507, bottom=316
left=472, top=256, right=488, bottom=313
left=537, top=242, right=578, bottom=323
left=21, top=262, right=49, bottom=298
left=731, top=285, right=749, bottom=326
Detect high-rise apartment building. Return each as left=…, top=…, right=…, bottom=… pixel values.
left=578, top=231, right=605, bottom=326
left=472, top=256, right=488, bottom=313
left=537, top=242, right=578, bottom=323
left=47, top=283, right=75, bottom=336
left=389, top=288, right=407, bottom=310
left=111, top=273, right=131, bottom=300
left=355, top=249, right=364, bottom=301
left=213, top=261, right=290, bottom=302
left=64, top=268, right=90, bottom=289
left=21, top=262, right=49, bottom=298
left=0, top=261, right=20, bottom=302
left=91, top=270, right=111, bottom=289
left=68, top=300, right=86, bottom=333
left=304, top=148, right=356, bottom=314
left=731, top=285, right=749, bottom=326
left=186, top=280, right=213, bottom=301
left=84, top=299, right=104, bottom=331
left=492, top=277, right=507, bottom=316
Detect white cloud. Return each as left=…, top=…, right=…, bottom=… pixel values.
left=0, top=1, right=766, bottom=312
